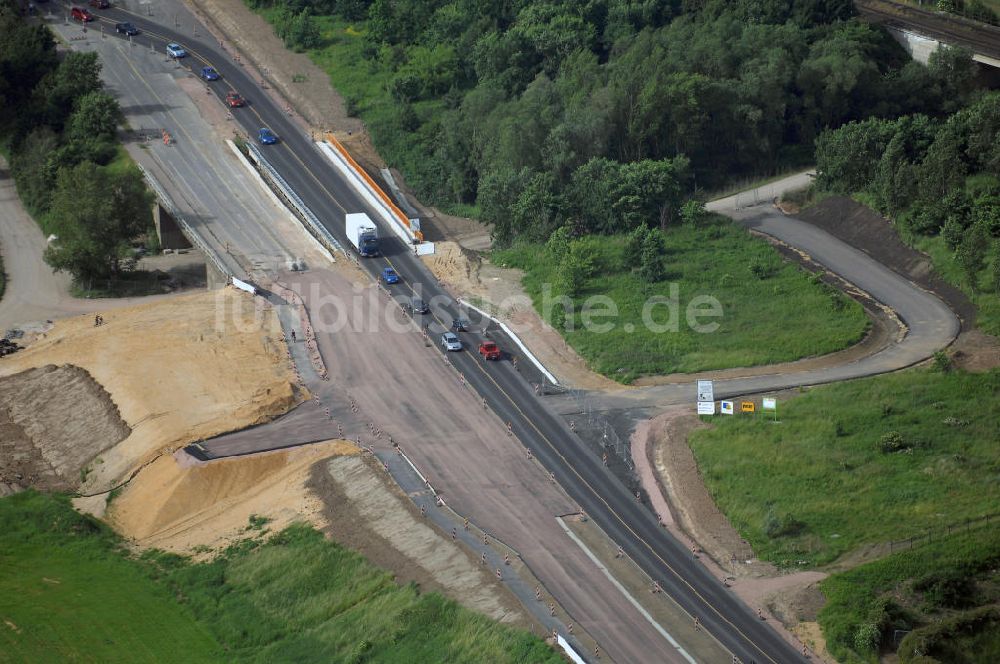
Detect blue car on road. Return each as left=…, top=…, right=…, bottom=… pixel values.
left=200, top=66, right=220, bottom=81
left=381, top=267, right=400, bottom=284
left=258, top=128, right=278, bottom=145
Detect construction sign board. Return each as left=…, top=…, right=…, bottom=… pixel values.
left=697, top=401, right=716, bottom=415
left=741, top=401, right=755, bottom=413
left=697, top=380, right=714, bottom=403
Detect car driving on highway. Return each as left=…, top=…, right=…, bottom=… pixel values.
left=408, top=297, right=429, bottom=314
left=88, top=0, right=109, bottom=8
left=115, top=22, right=138, bottom=35
left=200, top=66, right=220, bottom=81
left=441, top=332, right=462, bottom=352
left=381, top=267, right=400, bottom=284
left=225, top=91, right=245, bottom=108
left=70, top=6, right=94, bottom=21
left=257, top=128, right=278, bottom=145
left=166, top=43, right=187, bottom=58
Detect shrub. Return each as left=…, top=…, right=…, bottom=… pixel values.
left=912, top=569, right=977, bottom=609
left=854, top=622, right=881, bottom=653
left=749, top=258, right=775, bottom=279
left=877, top=430, right=909, bottom=453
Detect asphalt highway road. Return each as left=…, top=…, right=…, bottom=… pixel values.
left=56, top=7, right=959, bottom=663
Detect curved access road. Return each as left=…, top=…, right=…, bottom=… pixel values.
left=61, top=6, right=957, bottom=664
left=586, top=174, right=960, bottom=411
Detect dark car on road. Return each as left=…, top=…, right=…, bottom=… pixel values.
left=408, top=297, right=429, bottom=314
left=88, top=0, right=109, bottom=8
left=200, top=66, right=220, bottom=81
left=115, top=22, right=138, bottom=35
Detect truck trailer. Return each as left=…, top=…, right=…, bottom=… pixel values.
left=345, top=213, right=379, bottom=257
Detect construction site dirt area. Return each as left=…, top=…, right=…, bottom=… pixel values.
left=0, top=289, right=302, bottom=495
left=104, top=440, right=531, bottom=629
left=108, top=441, right=353, bottom=555
left=0, top=365, right=129, bottom=495
left=312, top=454, right=534, bottom=628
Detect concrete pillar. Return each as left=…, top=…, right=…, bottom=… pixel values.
left=152, top=202, right=192, bottom=250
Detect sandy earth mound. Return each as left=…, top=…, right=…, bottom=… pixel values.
left=108, top=441, right=356, bottom=555
left=0, top=288, right=302, bottom=493
left=316, top=455, right=527, bottom=625
left=0, top=365, right=130, bottom=494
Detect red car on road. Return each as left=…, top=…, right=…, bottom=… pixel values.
left=225, top=91, right=245, bottom=108
left=478, top=341, right=501, bottom=361
left=70, top=6, right=94, bottom=21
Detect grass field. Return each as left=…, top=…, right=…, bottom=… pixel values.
left=819, top=526, right=1000, bottom=663
left=0, top=492, right=224, bottom=662
left=494, top=218, right=869, bottom=381
left=689, top=368, right=1000, bottom=567
left=0, top=492, right=559, bottom=664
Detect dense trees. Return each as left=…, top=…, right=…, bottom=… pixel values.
left=248, top=0, right=967, bottom=246
left=0, top=0, right=151, bottom=285
left=816, top=90, right=1000, bottom=293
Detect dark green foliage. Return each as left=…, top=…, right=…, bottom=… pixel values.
left=44, top=163, right=153, bottom=282
left=815, top=91, right=1000, bottom=331
left=820, top=527, right=1000, bottom=663
left=912, top=569, right=977, bottom=610
left=250, top=0, right=955, bottom=247
left=898, top=606, right=1000, bottom=664
left=638, top=226, right=665, bottom=282
left=0, top=6, right=151, bottom=287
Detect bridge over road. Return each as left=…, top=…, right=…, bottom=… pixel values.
left=857, top=0, right=1000, bottom=70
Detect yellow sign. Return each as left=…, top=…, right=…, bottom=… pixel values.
left=741, top=401, right=755, bottom=413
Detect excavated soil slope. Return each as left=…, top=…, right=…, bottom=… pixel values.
left=0, top=288, right=302, bottom=494
left=0, top=365, right=129, bottom=494
left=109, top=441, right=356, bottom=555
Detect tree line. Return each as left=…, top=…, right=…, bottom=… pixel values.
left=0, top=0, right=152, bottom=285
left=815, top=88, right=1000, bottom=293
left=249, top=0, right=971, bottom=247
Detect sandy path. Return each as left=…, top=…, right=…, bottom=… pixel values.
left=0, top=159, right=184, bottom=332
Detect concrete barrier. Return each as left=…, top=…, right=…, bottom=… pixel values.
left=231, top=277, right=257, bottom=295
left=246, top=143, right=345, bottom=256
left=315, top=138, right=420, bottom=246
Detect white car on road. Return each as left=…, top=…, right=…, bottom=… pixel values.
left=440, top=332, right=462, bottom=352
left=166, top=43, right=187, bottom=58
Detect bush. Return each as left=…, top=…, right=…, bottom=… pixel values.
left=749, top=258, right=775, bottom=279
left=912, top=569, right=977, bottom=609
left=853, top=622, right=881, bottom=653
left=877, top=430, right=909, bottom=453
